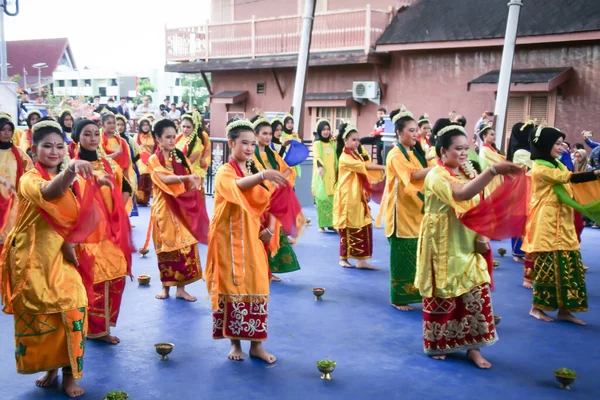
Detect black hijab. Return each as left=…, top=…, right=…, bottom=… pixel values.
left=529, top=126, right=565, bottom=167
left=507, top=122, right=533, bottom=161
left=58, top=111, right=73, bottom=133
left=283, top=116, right=294, bottom=134
left=0, top=118, right=15, bottom=149
left=315, top=120, right=332, bottom=142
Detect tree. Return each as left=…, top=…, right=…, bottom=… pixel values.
left=135, top=78, right=156, bottom=103
left=180, top=73, right=210, bottom=107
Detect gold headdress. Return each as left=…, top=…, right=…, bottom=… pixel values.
left=283, top=113, right=294, bottom=121
left=437, top=124, right=467, bottom=138
left=270, top=116, right=283, bottom=126
left=532, top=121, right=549, bottom=143
left=392, top=106, right=413, bottom=125
left=341, top=121, right=358, bottom=139
left=0, top=112, right=11, bottom=119
left=137, top=117, right=151, bottom=128
left=252, top=115, right=271, bottom=130
left=520, top=117, right=537, bottom=131
left=115, top=114, right=128, bottom=123
left=59, top=109, right=73, bottom=118
left=26, top=109, right=43, bottom=119
left=477, top=122, right=493, bottom=136
left=32, top=120, right=62, bottom=134
left=316, top=118, right=330, bottom=128
left=417, top=113, right=430, bottom=124
left=226, top=118, right=254, bottom=136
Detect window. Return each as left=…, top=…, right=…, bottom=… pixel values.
left=84, top=79, right=91, bottom=86
left=57, top=80, right=65, bottom=87
left=505, top=95, right=550, bottom=139
left=175, top=78, right=181, bottom=86
left=71, top=80, right=78, bottom=86
left=315, top=107, right=353, bottom=134
left=99, top=87, right=107, bottom=96
left=257, top=82, right=266, bottom=94
left=174, top=96, right=179, bottom=104
left=111, top=79, right=118, bottom=86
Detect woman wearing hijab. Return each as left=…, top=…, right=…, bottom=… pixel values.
left=312, top=119, right=337, bottom=232
left=58, top=110, right=75, bottom=144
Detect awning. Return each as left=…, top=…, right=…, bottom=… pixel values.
left=305, top=92, right=354, bottom=107
left=468, top=67, right=573, bottom=92
left=210, top=90, right=248, bottom=104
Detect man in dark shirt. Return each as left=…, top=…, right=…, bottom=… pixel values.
left=359, top=107, right=386, bottom=164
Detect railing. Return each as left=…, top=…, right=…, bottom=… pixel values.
left=166, top=5, right=392, bottom=62
left=205, top=138, right=314, bottom=196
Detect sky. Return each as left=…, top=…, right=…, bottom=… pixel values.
left=4, top=0, right=211, bottom=69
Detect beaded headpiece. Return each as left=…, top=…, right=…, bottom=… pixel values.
left=26, top=109, right=43, bottom=119
left=252, top=115, right=271, bottom=130
left=417, top=113, right=430, bottom=124
left=532, top=121, right=550, bottom=143
left=392, top=106, right=413, bottom=125
left=437, top=124, right=467, bottom=138
left=226, top=119, right=254, bottom=136
left=32, top=120, right=62, bottom=134
left=341, top=121, right=358, bottom=139
left=520, top=118, right=537, bottom=131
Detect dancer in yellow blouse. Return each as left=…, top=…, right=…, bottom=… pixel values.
left=134, top=117, right=155, bottom=206
left=522, top=125, right=600, bottom=325
left=175, top=113, right=211, bottom=192
left=18, top=110, right=42, bottom=154
left=377, top=107, right=434, bottom=311
left=415, top=122, right=517, bottom=368
left=417, top=114, right=432, bottom=151
left=478, top=123, right=505, bottom=193
left=333, top=122, right=385, bottom=270
left=312, top=119, right=337, bottom=232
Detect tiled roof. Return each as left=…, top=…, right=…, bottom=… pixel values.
left=6, top=38, right=75, bottom=86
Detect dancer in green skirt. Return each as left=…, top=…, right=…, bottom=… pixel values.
left=312, top=119, right=337, bottom=232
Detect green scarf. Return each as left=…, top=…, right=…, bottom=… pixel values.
left=396, top=143, right=426, bottom=203
left=255, top=145, right=279, bottom=170
left=535, top=159, right=600, bottom=223
left=317, top=140, right=338, bottom=171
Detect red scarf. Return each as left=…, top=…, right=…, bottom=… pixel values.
left=228, top=159, right=303, bottom=238
left=68, top=142, right=77, bottom=160
left=137, top=133, right=154, bottom=165
left=0, top=146, right=26, bottom=230
left=34, top=162, right=103, bottom=301
left=102, top=133, right=130, bottom=172
left=344, top=147, right=372, bottom=200
left=25, top=129, right=32, bottom=148
left=156, top=149, right=209, bottom=244
left=74, top=154, right=134, bottom=279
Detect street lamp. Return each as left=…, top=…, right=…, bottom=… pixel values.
left=32, top=62, right=48, bottom=93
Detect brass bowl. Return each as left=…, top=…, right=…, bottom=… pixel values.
left=554, top=373, right=576, bottom=389
left=498, top=248, right=507, bottom=257
left=493, top=260, right=500, bottom=269
left=312, top=287, right=325, bottom=301
left=305, top=218, right=311, bottom=226
left=155, top=343, right=174, bottom=361
left=137, top=275, right=151, bottom=286
left=493, top=315, right=501, bottom=326
left=317, top=364, right=336, bottom=380
left=140, top=248, right=150, bottom=258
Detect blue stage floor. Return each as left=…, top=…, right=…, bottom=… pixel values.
left=0, top=200, right=598, bottom=399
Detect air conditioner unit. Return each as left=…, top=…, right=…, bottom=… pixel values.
left=353, top=81, right=380, bottom=99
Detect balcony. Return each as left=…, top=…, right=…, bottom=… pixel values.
left=166, top=6, right=392, bottom=62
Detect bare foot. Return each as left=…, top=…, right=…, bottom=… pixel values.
left=339, top=260, right=355, bottom=268
left=467, top=349, right=492, bottom=369
left=557, top=311, right=586, bottom=326
left=431, top=355, right=446, bottom=360
left=522, top=281, right=533, bottom=289
left=62, top=373, right=85, bottom=398
left=318, top=228, right=326, bottom=233
left=175, top=288, right=197, bottom=302
left=513, top=256, right=524, bottom=264
left=529, top=307, right=554, bottom=322
left=356, top=261, right=379, bottom=270
left=249, top=342, right=277, bottom=364
left=90, top=334, right=120, bottom=344
left=270, top=275, right=281, bottom=282
left=35, top=369, right=58, bottom=387
left=155, top=287, right=169, bottom=300
left=228, top=340, right=244, bottom=361
left=392, top=304, right=413, bottom=311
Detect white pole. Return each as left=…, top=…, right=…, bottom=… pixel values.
left=0, top=5, right=7, bottom=81
left=290, top=0, right=316, bottom=139
left=493, top=0, right=523, bottom=149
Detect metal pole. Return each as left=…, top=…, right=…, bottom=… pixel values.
left=493, top=0, right=523, bottom=150
left=290, top=0, right=316, bottom=139
left=0, top=4, right=7, bottom=81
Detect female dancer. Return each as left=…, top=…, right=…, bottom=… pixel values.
left=206, top=118, right=301, bottom=363
left=250, top=115, right=300, bottom=280
left=134, top=117, right=154, bottom=206
left=116, top=114, right=140, bottom=213
left=522, top=125, right=600, bottom=325
left=147, top=119, right=209, bottom=302
left=312, top=119, right=337, bottom=232
left=478, top=124, right=505, bottom=193
left=18, top=110, right=42, bottom=153
left=270, top=117, right=285, bottom=155
left=415, top=123, right=517, bottom=368
left=378, top=107, right=433, bottom=311
left=176, top=113, right=210, bottom=192
left=334, top=122, right=385, bottom=270
left=1, top=120, right=103, bottom=397
left=58, top=110, right=75, bottom=144
left=71, top=119, right=133, bottom=344
left=100, top=113, right=133, bottom=207
left=417, top=114, right=432, bottom=151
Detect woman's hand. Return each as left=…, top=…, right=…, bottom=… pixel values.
left=96, top=175, right=114, bottom=190
left=282, top=139, right=292, bottom=147
left=200, top=159, right=208, bottom=169
left=318, top=167, right=325, bottom=177
left=259, top=229, right=273, bottom=244
left=262, top=170, right=288, bottom=186
left=492, top=161, right=521, bottom=175
left=188, top=174, right=201, bottom=189
left=69, top=160, right=95, bottom=179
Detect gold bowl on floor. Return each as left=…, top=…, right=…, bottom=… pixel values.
left=553, top=369, right=577, bottom=389
left=493, top=315, right=501, bottom=326
left=312, top=288, right=325, bottom=301
left=137, top=275, right=151, bottom=286
left=140, top=248, right=150, bottom=258
left=155, top=343, right=174, bottom=360
left=317, top=361, right=336, bottom=380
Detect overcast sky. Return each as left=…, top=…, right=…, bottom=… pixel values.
left=4, top=0, right=211, bottom=69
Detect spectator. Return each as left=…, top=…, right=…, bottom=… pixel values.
left=158, top=104, right=168, bottom=118
left=574, top=149, right=592, bottom=172
left=135, top=96, right=155, bottom=116
left=167, top=103, right=181, bottom=120
left=18, top=90, right=29, bottom=123
left=192, top=104, right=199, bottom=113
left=117, top=98, right=130, bottom=119
left=359, top=107, right=386, bottom=165
left=163, top=98, right=170, bottom=109
left=106, top=98, right=118, bottom=114
left=474, top=111, right=494, bottom=136
left=203, top=105, right=210, bottom=120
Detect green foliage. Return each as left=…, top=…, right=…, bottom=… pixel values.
left=180, top=73, right=210, bottom=107
left=103, top=390, right=129, bottom=400
left=554, top=368, right=577, bottom=378
left=317, top=359, right=336, bottom=368
left=134, top=78, right=156, bottom=103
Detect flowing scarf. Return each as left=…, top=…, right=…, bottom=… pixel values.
left=102, top=133, right=130, bottom=172
left=228, top=158, right=304, bottom=238
left=0, top=146, right=25, bottom=230
left=535, top=159, right=600, bottom=223
left=137, top=133, right=154, bottom=165
left=156, top=150, right=210, bottom=244
left=396, top=143, right=426, bottom=203
left=74, top=154, right=134, bottom=279
left=344, top=147, right=373, bottom=203
left=33, top=162, right=102, bottom=302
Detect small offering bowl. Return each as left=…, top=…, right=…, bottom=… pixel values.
left=137, top=274, right=151, bottom=286
left=312, top=287, right=325, bottom=301
left=155, top=343, right=174, bottom=361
